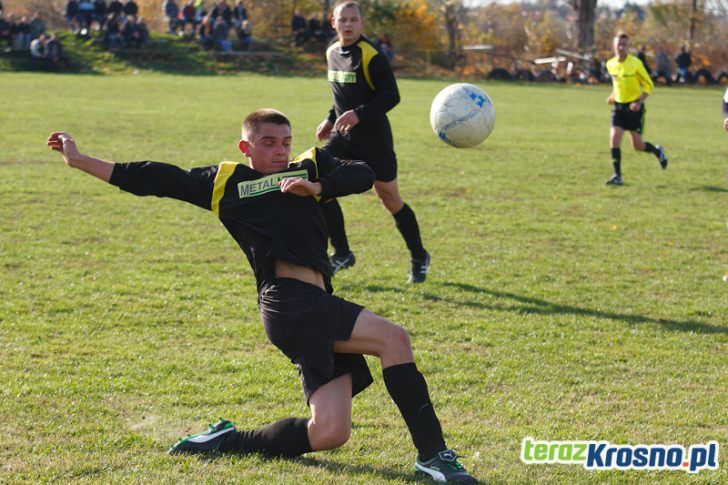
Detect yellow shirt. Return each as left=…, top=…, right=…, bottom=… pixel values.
left=606, top=54, right=653, bottom=103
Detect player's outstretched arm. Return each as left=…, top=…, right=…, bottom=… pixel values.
left=47, top=132, right=114, bottom=182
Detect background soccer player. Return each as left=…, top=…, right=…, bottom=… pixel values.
left=722, top=87, right=728, bottom=133
left=46, top=110, right=476, bottom=484
left=605, top=32, right=668, bottom=186
left=316, top=0, right=430, bottom=283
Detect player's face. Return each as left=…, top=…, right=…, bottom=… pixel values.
left=614, top=37, right=628, bottom=58
left=240, top=122, right=292, bottom=174
left=332, top=5, right=363, bottom=46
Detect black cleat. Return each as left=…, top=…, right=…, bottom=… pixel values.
left=415, top=449, right=478, bottom=483
left=330, top=251, right=356, bottom=275
left=605, top=175, right=623, bottom=186
left=168, top=419, right=236, bottom=454
left=655, top=144, right=668, bottom=169
left=408, top=251, right=431, bottom=284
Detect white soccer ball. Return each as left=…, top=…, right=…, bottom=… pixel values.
left=429, top=83, right=496, bottom=148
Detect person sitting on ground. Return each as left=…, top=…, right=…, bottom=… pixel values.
left=163, top=0, right=179, bottom=34
left=291, top=8, right=307, bottom=46
left=103, top=12, right=122, bottom=50
left=237, top=17, right=252, bottom=50
left=212, top=15, right=231, bottom=52
left=29, top=33, right=46, bottom=59
left=44, top=32, right=63, bottom=68
left=93, top=0, right=107, bottom=31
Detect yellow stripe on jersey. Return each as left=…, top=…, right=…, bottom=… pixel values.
left=211, top=161, right=238, bottom=216
left=290, top=147, right=321, bottom=201
left=606, top=54, right=653, bottom=103
left=359, top=41, right=378, bottom=91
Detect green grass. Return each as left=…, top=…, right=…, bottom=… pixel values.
left=1, top=72, right=727, bottom=484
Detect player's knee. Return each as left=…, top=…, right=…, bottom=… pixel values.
left=309, top=418, right=351, bottom=449
left=384, top=323, right=412, bottom=356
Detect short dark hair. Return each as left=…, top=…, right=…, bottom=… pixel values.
left=333, top=0, right=362, bottom=16
left=243, top=109, right=290, bottom=139
left=615, top=32, right=628, bottom=40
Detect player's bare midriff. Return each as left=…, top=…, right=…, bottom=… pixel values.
left=275, top=259, right=325, bottom=289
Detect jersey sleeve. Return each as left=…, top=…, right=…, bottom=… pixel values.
left=314, top=148, right=374, bottom=200
left=354, top=52, right=400, bottom=121
left=109, top=161, right=217, bottom=211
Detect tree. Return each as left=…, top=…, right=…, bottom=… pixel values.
left=569, top=0, right=597, bottom=51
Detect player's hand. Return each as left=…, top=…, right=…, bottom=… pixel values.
left=723, top=117, right=728, bottom=132
left=316, top=119, right=333, bottom=141
left=606, top=95, right=614, bottom=105
left=47, top=131, right=81, bottom=165
left=333, top=110, right=360, bottom=133
left=279, top=177, right=322, bottom=197
left=629, top=101, right=642, bottom=112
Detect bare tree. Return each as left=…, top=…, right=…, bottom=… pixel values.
left=570, top=0, right=597, bottom=51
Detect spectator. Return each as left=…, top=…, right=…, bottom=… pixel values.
left=308, top=14, right=325, bottom=42
left=65, top=0, right=80, bottom=33
left=0, top=14, right=10, bottom=50
left=29, top=13, right=45, bottom=40
left=212, top=16, right=231, bottom=52
left=655, top=48, right=672, bottom=85
left=180, top=0, right=197, bottom=36
left=237, top=17, right=252, bottom=50
left=93, top=0, right=107, bottom=30
left=197, top=15, right=213, bottom=49
left=675, top=45, right=692, bottom=83
left=211, top=0, right=233, bottom=27
left=10, top=16, right=31, bottom=51
left=163, top=0, right=179, bottom=34
left=232, top=0, right=246, bottom=30
left=377, top=33, right=394, bottom=62
left=104, top=12, right=122, bottom=49
left=108, top=0, right=122, bottom=16
left=123, top=0, right=139, bottom=17
left=637, top=45, right=650, bottom=75
left=291, top=9, right=307, bottom=46
left=0, top=1, right=3, bottom=16
left=121, top=15, right=143, bottom=48
left=78, top=0, right=94, bottom=31
left=30, top=33, right=46, bottom=59
left=45, top=32, right=64, bottom=68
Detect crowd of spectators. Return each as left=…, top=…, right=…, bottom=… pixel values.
left=163, top=0, right=252, bottom=52
left=0, top=6, right=66, bottom=68
left=64, top=1, right=149, bottom=50
left=291, top=9, right=333, bottom=47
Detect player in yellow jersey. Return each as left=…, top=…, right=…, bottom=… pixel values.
left=605, top=33, right=668, bottom=185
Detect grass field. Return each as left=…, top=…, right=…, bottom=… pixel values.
left=1, top=72, right=727, bottom=484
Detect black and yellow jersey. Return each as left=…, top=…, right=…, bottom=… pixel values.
left=606, top=54, right=653, bottom=103
left=326, top=35, right=400, bottom=124
left=109, top=148, right=374, bottom=293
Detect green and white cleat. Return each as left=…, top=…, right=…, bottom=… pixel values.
left=415, top=449, right=478, bottom=483
left=168, top=419, right=235, bottom=454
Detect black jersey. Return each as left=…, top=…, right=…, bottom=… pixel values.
left=326, top=35, right=400, bottom=125
left=109, top=148, right=374, bottom=293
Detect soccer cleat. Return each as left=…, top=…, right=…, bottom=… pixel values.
left=655, top=144, right=668, bottom=169
left=605, top=175, right=623, bottom=186
left=168, top=419, right=236, bottom=454
left=408, top=251, right=431, bottom=284
left=330, top=251, right=356, bottom=275
left=415, top=449, right=478, bottom=484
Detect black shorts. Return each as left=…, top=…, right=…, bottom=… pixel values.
left=324, top=119, right=397, bottom=182
left=258, top=278, right=373, bottom=403
left=611, top=101, right=646, bottom=134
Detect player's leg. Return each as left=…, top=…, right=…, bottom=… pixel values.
left=630, top=122, right=668, bottom=169
left=334, top=310, right=476, bottom=482
left=374, top=179, right=430, bottom=283
left=322, top=199, right=355, bottom=273
left=607, top=126, right=625, bottom=185
left=307, top=374, right=353, bottom=450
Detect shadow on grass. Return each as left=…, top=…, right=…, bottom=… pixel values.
left=692, top=185, right=728, bottom=193
left=349, top=282, right=726, bottom=335
left=439, top=282, right=727, bottom=335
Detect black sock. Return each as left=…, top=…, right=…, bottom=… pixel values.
left=643, top=141, right=658, bottom=155
left=393, top=204, right=426, bottom=260
left=382, top=362, right=446, bottom=461
left=321, top=199, right=350, bottom=256
left=611, top=147, right=621, bottom=176
left=219, top=417, right=312, bottom=457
